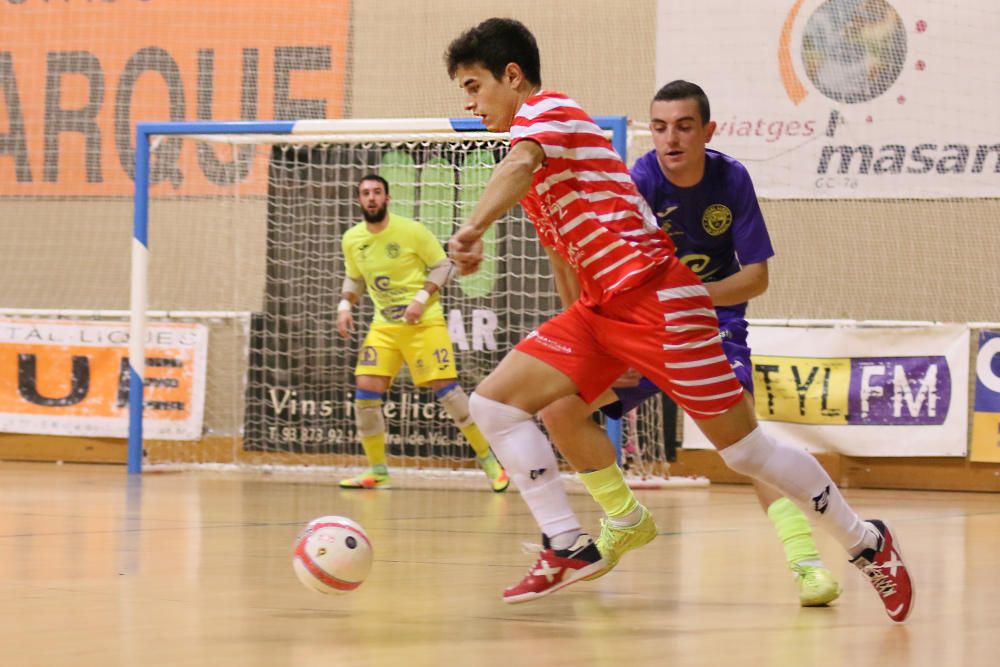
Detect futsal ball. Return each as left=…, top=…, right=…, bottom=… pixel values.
left=292, top=515, right=373, bottom=595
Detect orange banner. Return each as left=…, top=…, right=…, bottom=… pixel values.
left=0, top=319, right=207, bottom=440
left=0, top=0, right=350, bottom=196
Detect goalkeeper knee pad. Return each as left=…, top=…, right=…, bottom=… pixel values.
left=354, top=392, right=385, bottom=438
left=436, top=382, right=474, bottom=428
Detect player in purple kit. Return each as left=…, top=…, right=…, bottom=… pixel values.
left=541, top=80, right=842, bottom=606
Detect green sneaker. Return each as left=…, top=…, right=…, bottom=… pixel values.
left=792, top=563, right=842, bottom=607
left=585, top=505, right=657, bottom=580
left=477, top=453, right=510, bottom=493
left=339, top=469, right=391, bottom=489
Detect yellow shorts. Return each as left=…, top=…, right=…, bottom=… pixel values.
left=355, top=321, right=458, bottom=385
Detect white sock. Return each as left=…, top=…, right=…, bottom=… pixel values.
left=468, top=392, right=580, bottom=537
left=548, top=529, right=584, bottom=551
left=608, top=506, right=643, bottom=528
left=718, top=426, right=877, bottom=556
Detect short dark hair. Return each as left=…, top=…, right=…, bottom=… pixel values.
left=445, top=18, right=541, bottom=85
left=653, top=80, right=711, bottom=124
left=357, top=174, right=389, bottom=195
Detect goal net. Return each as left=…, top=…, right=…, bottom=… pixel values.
left=132, top=119, right=676, bottom=487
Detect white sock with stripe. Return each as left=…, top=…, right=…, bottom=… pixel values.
left=718, top=426, right=877, bottom=556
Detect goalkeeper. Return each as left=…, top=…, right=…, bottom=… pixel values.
left=336, top=174, right=509, bottom=492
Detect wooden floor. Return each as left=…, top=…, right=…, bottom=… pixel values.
left=0, top=462, right=997, bottom=667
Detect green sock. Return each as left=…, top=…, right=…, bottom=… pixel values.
left=767, top=497, right=821, bottom=565
left=578, top=464, right=638, bottom=520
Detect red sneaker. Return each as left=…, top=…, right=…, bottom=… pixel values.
left=503, top=534, right=606, bottom=604
left=851, top=520, right=915, bottom=623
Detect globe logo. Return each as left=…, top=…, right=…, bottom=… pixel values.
left=800, top=0, right=907, bottom=104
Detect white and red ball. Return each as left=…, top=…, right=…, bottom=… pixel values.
left=292, top=515, right=373, bottom=595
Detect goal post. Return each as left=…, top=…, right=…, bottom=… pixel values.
left=129, top=115, right=674, bottom=485
left=130, top=119, right=299, bottom=473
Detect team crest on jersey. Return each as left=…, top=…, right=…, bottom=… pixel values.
left=386, top=242, right=401, bottom=258
left=701, top=204, right=732, bottom=236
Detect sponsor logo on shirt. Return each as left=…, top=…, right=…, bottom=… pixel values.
left=702, top=204, right=733, bottom=236
left=542, top=193, right=563, bottom=219
left=380, top=305, right=407, bottom=321
left=373, top=275, right=391, bottom=291
left=655, top=205, right=685, bottom=236
left=656, top=205, right=679, bottom=220
left=678, top=253, right=722, bottom=280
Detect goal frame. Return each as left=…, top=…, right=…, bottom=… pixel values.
left=129, top=116, right=629, bottom=473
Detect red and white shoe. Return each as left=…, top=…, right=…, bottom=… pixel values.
left=851, top=519, right=915, bottom=623
left=503, top=534, right=606, bottom=604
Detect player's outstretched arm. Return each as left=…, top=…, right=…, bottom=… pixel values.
left=448, top=140, right=544, bottom=274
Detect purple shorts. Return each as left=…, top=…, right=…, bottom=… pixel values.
left=601, top=316, right=752, bottom=419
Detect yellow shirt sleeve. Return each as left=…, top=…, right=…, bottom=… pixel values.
left=411, top=224, right=447, bottom=268
left=342, top=233, right=362, bottom=281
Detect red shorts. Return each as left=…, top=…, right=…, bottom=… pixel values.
left=515, top=260, right=744, bottom=418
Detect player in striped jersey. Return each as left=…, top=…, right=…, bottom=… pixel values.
left=541, top=80, right=841, bottom=607
left=444, top=18, right=913, bottom=621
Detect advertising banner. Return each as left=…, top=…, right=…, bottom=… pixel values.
left=656, top=0, right=1000, bottom=198
left=971, top=330, right=1000, bottom=463
left=683, top=324, right=969, bottom=456
left=0, top=0, right=350, bottom=197
left=0, top=319, right=208, bottom=440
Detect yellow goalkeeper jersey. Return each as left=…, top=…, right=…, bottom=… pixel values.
left=341, top=213, right=447, bottom=324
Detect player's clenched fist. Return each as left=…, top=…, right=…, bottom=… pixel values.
left=448, top=227, right=484, bottom=276
left=403, top=300, right=425, bottom=325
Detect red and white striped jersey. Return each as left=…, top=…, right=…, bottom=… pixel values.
left=511, top=91, right=675, bottom=305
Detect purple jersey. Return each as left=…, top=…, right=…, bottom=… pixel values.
left=603, top=149, right=773, bottom=418
left=630, top=148, right=774, bottom=321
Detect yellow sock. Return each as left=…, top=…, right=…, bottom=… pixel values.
left=460, top=423, right=491, bottom=459
left=578, top=463, right=638, bottom=519
left=360, top=433, right=386, bottom=468
left=767, top=497, right=821, bottom=565
left=357, top=399, right=386, bottom=467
